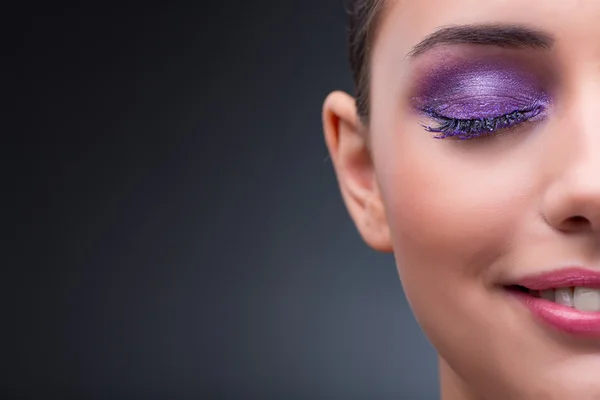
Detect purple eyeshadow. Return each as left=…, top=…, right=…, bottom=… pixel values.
left=412, top=61, right=550, bottom=120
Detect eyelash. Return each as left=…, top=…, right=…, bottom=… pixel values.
left=422, top=106, right=544, bottom=140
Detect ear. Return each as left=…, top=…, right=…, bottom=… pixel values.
left=322, top=91, right=392, bottom=252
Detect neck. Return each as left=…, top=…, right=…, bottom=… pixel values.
left=439, top=357, right=483, bottom=400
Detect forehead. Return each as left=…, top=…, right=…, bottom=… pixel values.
left=375, top=0, right=600, bottom=59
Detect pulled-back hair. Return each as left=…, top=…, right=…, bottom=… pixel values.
left=347, top=0, right=386, bottom=124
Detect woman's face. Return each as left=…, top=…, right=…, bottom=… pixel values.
left=325, top=0, right=600, bottom=398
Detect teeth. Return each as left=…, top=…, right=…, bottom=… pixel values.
left=555, top=287, right=574, bottom=307
left=573, top=288, right=600, bottom=312
left=524, top=287, right=600, bottom=311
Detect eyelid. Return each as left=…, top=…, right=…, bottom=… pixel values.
left=409, top=57, right=553, bottom=140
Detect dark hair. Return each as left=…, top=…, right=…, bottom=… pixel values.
left=347, top=0, right=386, bottom=124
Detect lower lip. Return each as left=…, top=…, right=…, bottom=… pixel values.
left=508, top=290, right=600, bottom=337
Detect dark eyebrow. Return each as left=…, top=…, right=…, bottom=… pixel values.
left=408, top=24, right=554, bottom=58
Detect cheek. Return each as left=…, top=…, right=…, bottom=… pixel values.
left=370, top=121, right=542, bottom=395
left=371, top=119, right=536, bottom=311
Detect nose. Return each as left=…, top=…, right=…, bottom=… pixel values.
left=541, top=107, right=600, bottom=234
left=543, top=176, right=600, bottom=233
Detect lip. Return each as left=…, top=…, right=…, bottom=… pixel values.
left=505, top=267, right=600, bottom=337
left=511, top=267, right=600, bottom=290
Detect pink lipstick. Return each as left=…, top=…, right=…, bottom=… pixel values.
left=505, top=268, right=600, bottom=337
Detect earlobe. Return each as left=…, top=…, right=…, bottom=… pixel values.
left=322, top=91, right=393, bottom=253
left=364, top=190, right=393, bottom=252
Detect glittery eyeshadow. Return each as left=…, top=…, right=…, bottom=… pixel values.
left=412, top=60, right=550, bottom=120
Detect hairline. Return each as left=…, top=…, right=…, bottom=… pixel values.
left=352, top=0, right=388, bottom=125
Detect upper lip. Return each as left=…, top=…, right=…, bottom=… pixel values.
left=508, top=267, right=600, bottom=290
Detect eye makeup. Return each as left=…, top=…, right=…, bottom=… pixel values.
left=411, top=59, right=551, bottom=139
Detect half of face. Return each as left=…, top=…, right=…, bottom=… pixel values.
left=324, top=0, right=600, bottom=398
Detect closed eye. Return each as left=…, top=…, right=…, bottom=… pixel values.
left=422, top=106, right=545, bottom=140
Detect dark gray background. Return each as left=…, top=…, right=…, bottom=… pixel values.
left=9, top=2, right=438, bottom=398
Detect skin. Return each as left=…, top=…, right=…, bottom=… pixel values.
left=323, top=0, right=600, bottom=399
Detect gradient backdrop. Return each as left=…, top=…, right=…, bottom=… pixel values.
left=10, top=2, right=438, bottom=399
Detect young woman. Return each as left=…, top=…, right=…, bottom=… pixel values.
left=323, top=0, right=600, bottom=398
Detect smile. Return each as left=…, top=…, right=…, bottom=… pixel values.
left=504, top=268, right=600, bottom=336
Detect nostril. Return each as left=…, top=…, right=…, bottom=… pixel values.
left=569, top=216, right=587, bottom=223
left=564, top=215, right=590, bottom=229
